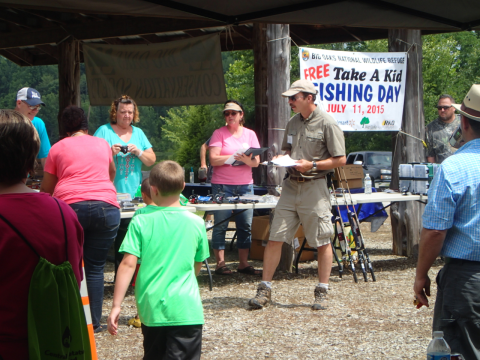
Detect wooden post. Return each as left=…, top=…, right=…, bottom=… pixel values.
left=57, top=37, right=80, bottom=137
left=388, top=29, right=426, bottom=256
left=253, top=23, right=268, bottom=186
left=265, top=24, right=293, bottom=271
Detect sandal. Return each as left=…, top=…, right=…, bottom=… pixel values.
left=237, top=266, right=262, bottom=276
left=214, top=266, right=233, bottom=275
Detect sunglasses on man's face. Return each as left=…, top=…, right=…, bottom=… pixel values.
left=224, top=111, right=240, bottom=117
left=22, top=101, right=41, bottom=111
left=436, top=105, right=452, bottom=111
left=289, top=95, right=305, bottom=102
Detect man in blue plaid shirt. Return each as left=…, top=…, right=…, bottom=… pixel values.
left=414, top=84, right=480, bottom=359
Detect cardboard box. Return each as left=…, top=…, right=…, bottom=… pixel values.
left=294, top=237, right=315, bottom=261
left=251, top=215, right=305, bottom=241
left=250, top=216, right=311, bottom=261
left=250, top=239, right=266, bottom=260
left=333, top=165, right=364, bottom=189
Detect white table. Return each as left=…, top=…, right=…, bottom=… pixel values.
left=120, top=205, right=197, bottom=219
left=189, top=192, right=426, bottom=212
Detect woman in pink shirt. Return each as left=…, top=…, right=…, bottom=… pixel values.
left=209, top=100, right=262, bottom=276
left=41, top=106, right=120, bottom=333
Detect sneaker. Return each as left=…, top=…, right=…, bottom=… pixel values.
left=248, top=283, right=271, bottom=309
left=205, top=220, right=213, bottom=229
left=93, top=325, right=107, bottom=334
left=312, top=286, right=328, bottom=311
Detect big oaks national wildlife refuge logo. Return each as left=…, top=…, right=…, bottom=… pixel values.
left=360, top=117, right=370, bottom=128
left=302, top=49, right=309, bottom=61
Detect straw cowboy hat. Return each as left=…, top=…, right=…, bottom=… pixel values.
left=452, top=84, right=480, bottom=121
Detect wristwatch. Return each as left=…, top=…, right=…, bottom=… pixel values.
left=312, top=161, right=317, bottom=171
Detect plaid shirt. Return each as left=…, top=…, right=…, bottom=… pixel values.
left=423, top=138, right=480, bottom=260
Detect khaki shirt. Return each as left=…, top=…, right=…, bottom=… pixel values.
left=282, top=107, right=345, bottom=177
left=425, top=114, right=461, bottom=164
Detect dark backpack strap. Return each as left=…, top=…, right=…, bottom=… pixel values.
left=0, top=212, right=40, bottom=258
left=53, top=197, right=68, bottom=261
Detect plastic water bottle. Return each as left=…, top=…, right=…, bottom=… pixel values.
left=190, top=167, right=195, bottom=183
left=427, top=331, right=451, bottom=360
left=364, top=173, right=372, bottom=194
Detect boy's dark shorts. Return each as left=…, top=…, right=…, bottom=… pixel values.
left=141, top=324, right=202, bottom=360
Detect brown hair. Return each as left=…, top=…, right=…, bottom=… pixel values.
left=149, top=160, right=184, bottom=196
left=0, top=110, right=40, bottom=183
left=141, top=177, right=152, bottom=199
left=109, top=95, right=140, bottom=124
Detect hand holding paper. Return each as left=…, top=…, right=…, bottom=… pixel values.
left=261, top=155, right=298, bottom=167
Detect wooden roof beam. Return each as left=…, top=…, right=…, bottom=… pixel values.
left=140, top=0, right=228, bottom=23
left=0, top=17, right=222, bottom=49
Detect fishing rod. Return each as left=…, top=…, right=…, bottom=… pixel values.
left=339, top=167, right=376, bottom=282
left=330, top=179, right=357, bottom=282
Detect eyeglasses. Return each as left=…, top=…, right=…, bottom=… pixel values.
left=289, top=95, right=304, bottom=102
left=436, top=105, right=452, bottom=111
left=22, top=101, right=41, bottom=111
left=224, top=111, right=240, bottom=117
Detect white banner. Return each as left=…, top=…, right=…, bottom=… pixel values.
left=299, top=48, right=407, bottom=131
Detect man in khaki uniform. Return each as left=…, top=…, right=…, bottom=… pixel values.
left=249, top=80, right=346, bottom=310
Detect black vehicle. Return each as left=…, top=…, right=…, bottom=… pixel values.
left=346, top=151, right=392, bottom=190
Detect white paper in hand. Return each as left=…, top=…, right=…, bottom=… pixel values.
left=225, top=147, right=247, bottom=165
left=261, top=155, right=297, bottom=167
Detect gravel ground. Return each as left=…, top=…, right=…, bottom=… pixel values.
left=96, top=216, right=442, bottom=359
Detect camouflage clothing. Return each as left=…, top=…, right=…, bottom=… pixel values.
left=425, top=114, right=461, bottom=164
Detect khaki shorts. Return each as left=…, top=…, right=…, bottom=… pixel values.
left=269, top=177, right=333, bottom=248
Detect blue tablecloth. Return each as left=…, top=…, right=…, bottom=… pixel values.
left=335, top=188, right=388, bottom=232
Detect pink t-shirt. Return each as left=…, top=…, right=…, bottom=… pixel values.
left=209, top=126, right=260, bottom=185
left=44, top=135, right=119, bottom=207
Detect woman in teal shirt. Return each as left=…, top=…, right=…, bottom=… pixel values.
left=94, top=95, right=156, bottom=274
left=94, top=95, right=156, bottom=198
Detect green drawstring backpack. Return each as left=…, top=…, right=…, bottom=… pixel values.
left=0, top=198, right=92, bottom=360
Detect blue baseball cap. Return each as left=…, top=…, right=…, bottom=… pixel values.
left=16, top=87, right=46, bottom=106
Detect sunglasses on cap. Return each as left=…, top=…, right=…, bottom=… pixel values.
left=224, top=111, right=241, bottom=117
left=436, top=105, right=452, bottom=111
left=22, top=101, right=41, bottom=111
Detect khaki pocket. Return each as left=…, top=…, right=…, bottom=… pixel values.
left=317, top=212, right=334, bottom=239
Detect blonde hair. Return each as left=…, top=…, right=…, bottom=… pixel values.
left=0, top=110, right=40, bottom=183
left=109, top=95, right=140, bottom=124
left=149, top=161, right=184, bottom=196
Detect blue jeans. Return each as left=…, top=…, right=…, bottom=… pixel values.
left=70, top=201, right=120, bottom=329
left=211, top=184, right=253, bottom=250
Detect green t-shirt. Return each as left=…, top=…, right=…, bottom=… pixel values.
left=132, top=204, right=158, bottom=218
left=120, top=207, right=210, bottom=327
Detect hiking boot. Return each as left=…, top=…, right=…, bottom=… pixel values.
left=248, top=283, right=271, bottom=309
left=312, top=286, right=328, bottom=311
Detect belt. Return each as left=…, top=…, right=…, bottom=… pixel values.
left=289, top=176, right=323, bottom=182
left=444, top=257, right=480, bottom=265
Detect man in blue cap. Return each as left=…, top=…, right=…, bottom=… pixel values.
left=15, top=87, right=50, bottom=167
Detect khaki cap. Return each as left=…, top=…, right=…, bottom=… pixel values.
left=224, top=102, right=243, bottom=112
left=282, top=80, right=318, bottom=97
left=452, top=84, right=480, bottom=121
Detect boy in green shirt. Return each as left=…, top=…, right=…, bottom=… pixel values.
left=128, top=177, right=157, bottom=328
left=107, top=161, right=210, bottom=360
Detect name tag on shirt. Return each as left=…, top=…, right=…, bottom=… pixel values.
left=287, top=135, right=293, bottom=144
